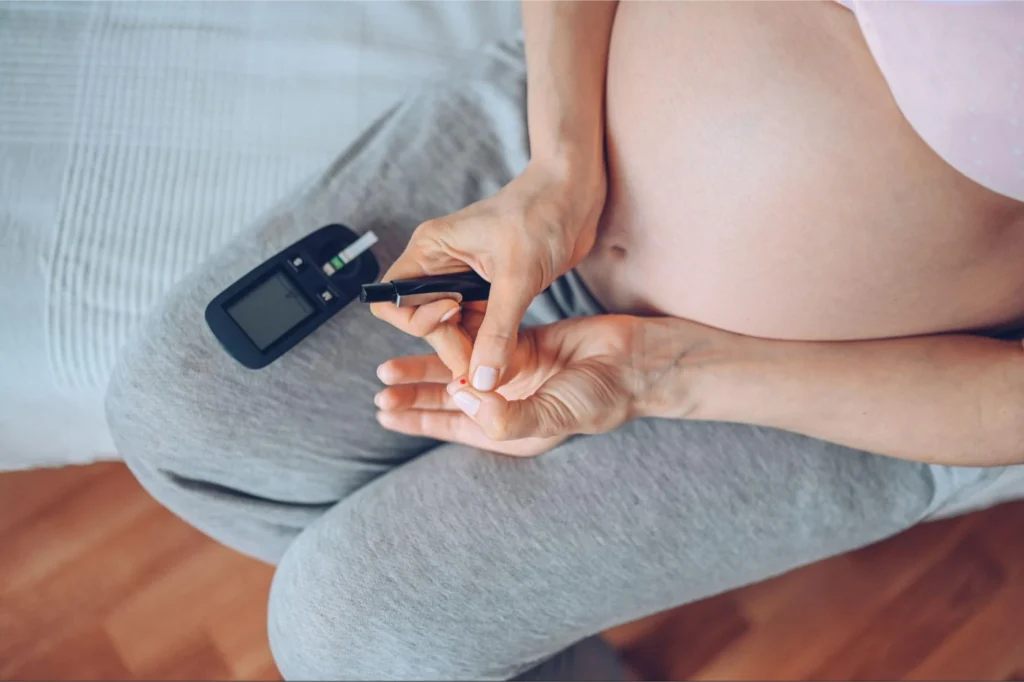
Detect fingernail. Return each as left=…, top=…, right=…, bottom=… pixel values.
left=439, top=306, right=460, bottom=323
left=452, top=391, right=481, bottom=417
left=373, top=392, right=384, bottom=408
left=376, top=364, right=388, bottom=383
left=472, top=366, right=498, bottom=391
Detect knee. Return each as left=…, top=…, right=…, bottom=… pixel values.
left=105, top=281, right=225, bottom=474
left=268, top=526, right=394, bottom=680
left=267, top=515, right=504, bottom=681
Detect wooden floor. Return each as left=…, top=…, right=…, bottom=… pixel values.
left=1, top=462, right=1021, bottom=681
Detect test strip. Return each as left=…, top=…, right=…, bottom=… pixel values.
left=322, top=231, right=378, bottom=275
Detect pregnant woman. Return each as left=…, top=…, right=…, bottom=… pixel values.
left=108, top=2, right=1024, bottom=679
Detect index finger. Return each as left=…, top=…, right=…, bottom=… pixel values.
left=420, top=305, right=474, bottom=377
left=372, top=298, right=473, bottom=377
left=368, top=250, right=429, bottom=331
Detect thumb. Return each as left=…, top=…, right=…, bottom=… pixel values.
left=448, top=385, right=573, bottom=442
left=468, top=275, right=534, bottom=391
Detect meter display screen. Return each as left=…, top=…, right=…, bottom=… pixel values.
left=226, top=270, right=315, bottom=351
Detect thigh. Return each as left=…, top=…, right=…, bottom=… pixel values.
left=105, top=38, right=530, bottom=561
left=268, top=416, right=939, bottom=680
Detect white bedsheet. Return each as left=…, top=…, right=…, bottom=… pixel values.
left=0, top=1, right=520, bottom=469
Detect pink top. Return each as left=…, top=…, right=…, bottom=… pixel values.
left=842, top=1, right=1024, bottom=202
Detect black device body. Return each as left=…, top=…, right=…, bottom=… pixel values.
left=360, top=271, right=490, bottom=307
left=206, top=224, right=379, bottom=369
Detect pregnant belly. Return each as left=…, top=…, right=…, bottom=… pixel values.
left=577, top=0, right=1024, bottom=341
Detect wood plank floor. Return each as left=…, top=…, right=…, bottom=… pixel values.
left=1, top=462, right=1021, bottom=680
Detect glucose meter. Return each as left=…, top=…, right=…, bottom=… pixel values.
left=205, top=224, right=379, bottom=369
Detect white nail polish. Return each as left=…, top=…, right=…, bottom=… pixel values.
left=472, top=366, right=497, bottom=391
left=439, top=307, right=460, bottom=323
left=452, top=391, right=481, bottom=417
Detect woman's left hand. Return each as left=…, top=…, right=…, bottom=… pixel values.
left=374, top=313, right=646, bottom=457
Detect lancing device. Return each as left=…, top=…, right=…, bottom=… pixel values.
left=360, top=271, right=490, bottom=307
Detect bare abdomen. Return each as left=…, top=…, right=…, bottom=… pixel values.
left=578, top=1, right=1024, bottom=341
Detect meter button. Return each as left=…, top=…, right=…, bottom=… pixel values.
left=288, top=255, right=305, bottom=271
left=318, top=289, right=335, bottom=303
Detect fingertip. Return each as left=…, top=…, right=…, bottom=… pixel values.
left=376, top=362, right=395, bottom=384
left=447, top=376, right=468, bottom=396
left=471, top=365, right=499, bottom=391
left=468, top=340, right=513, bottom=392
left=439, top=305, right=461, bottom=324
left=376, top=410, right=401, bottom=433
left=410, top=299, right=464, bottom=337
left=374, top=389, right=400, bottom=411
left=369, top=300, right=398, bottom=321
left=451, top=389, right=482, bottom=418
left=448, top=387, right=509, bottom=440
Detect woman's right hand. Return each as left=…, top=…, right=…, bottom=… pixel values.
left=371, top=157, right=607, bottom=390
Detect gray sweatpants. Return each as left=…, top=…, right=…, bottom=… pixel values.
left=105, top=37, right=982, bottom=681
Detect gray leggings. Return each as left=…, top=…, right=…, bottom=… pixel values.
left=106, top=38, right=958, bottom=681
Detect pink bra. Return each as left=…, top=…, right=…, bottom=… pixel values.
left=842, top=1, right=1024, bottom=202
